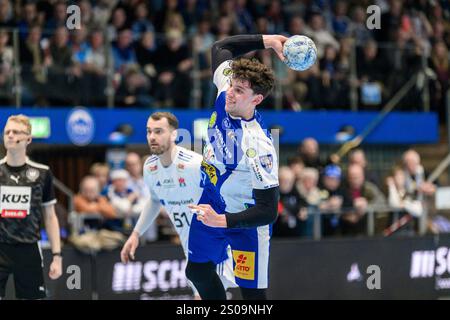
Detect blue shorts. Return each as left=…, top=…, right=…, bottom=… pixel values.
left=188, top=220, right=272, bottom=289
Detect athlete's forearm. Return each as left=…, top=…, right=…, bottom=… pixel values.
left=225, top=187, right=279, bottom=228
left=44, top=205, right=61, bottom=254
left=133, top=198, right=161, bottom=236
left=211, top=34, right=265, bottom=73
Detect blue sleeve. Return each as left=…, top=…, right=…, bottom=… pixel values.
left=198, top=166, right=226, bottom=214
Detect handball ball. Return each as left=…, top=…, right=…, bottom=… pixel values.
left=283, top=35, right=317, bottom=71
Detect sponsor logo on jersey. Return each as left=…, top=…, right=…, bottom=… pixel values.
left=10, top=175, right=20, bottom=184
left=167, top=198, right=194, bottom=206
left=222, top=118, right=231, bottom=129
left=162, top=178, right=175, bottom=188
left=223, top=68, right=232, bottom=76
left=178, top=177, right=186, bottom=187
left=209, top=112, right=217, bottom=128
left=26, top=168, right=40, bottom=182
left=201, top=161, right=218, bottom=186
left=203, top=144, right=215, bottom=162
left=259, top=154, right=273, bottom=173
left=66, top=107, right=95, bottom=146
left=156, top=181, right=161, bottom=187
left=227, top=130, right=239, bottom=146
left=246, top=148, right=256, bottom=158
left=250, top=161, right=263, bottom=182
left=0, top=186, right=31, bottom=218
left=232, top=250, right=255, bottom=280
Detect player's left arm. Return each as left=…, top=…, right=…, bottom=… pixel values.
left=42, top=170, right=62, bottom=279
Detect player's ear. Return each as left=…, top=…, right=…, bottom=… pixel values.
left=252, top=93, right=264, bottom=106
left=170, top=129, right=178, bottom=143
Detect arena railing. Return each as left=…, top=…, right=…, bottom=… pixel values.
left=307, top=204, right=428, bottom=240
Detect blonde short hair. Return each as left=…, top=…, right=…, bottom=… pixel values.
left=6, top=114, right=32, bottom=134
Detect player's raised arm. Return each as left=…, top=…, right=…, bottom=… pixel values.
left=211, top=34, right=288, bottom=73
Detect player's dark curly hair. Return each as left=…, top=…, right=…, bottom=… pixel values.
left=231, top=58, right=275, bottom=98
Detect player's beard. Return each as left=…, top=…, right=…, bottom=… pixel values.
left=149, top=141, right=169, bottom=155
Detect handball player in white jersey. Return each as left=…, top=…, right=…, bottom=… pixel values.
left=120, top=112, right=235, bottom=299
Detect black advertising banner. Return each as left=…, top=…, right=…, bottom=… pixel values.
left=6, top=235, right=450, bottom=299
left=269, top=236, right=449, bottom=299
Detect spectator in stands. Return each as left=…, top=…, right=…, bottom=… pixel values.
left=107, top=7, right=129, bottom=42
left=47, top=26, right=81, bottom=105
left=287, top=15, right=305, bottom=37
left=235, top=0, right=255, bottom=34
left=348, top=6, right=373, bottom=44
left=298, top=137, right=325, bottom=171
left=116, top=64, right=153, bottom=108
left=135, top=30, right=158, bottom=82
left=90, top=162, right=110, bottom=194
left=44, top=0, right=67, bottom=35
left=386, top=165, right=423, bottom=235
left=341, top=164, right=386, bottom=236
left=153, top=0, right=179, bottom=33
left=17, top=2, right=39, bottom=40
left=297, top=167, right=322, bottom=237
left=105, top=169, right=146, bottom=233
left=376, top=0, right=406, bottom=43
left=214, top=15, right=233, bottom=41
left=79, top=0, right=96, bottom=31
left=265, top=0, right=285, bottom=34
left=92, top=0, right=120, bottom=30
left=348, top=148, right=381, bottom=186
left=19, top=24, right=50, bottom=106
left=163, top=11, right=186, bottom=35
left=0, top=28, right=13, bottom=104
left=131, top=2, right=154, bottom=41
left=0, top=0, right=14, bottom=29
left=273, top=166, right=303, bottom=237
left=318, top=44, right=342, bottom=109
left=331, top=0, right=351, bottom=38
left=319, top=164, right=348, bottom=237
left=304, top=12, right=339, bottom=59
left=77, top=29, right=109, bottom=106
left=125, top=152, right=149, bottom=199
left=356, top=40, right=387, bottom=108
left=152, top=28, right=192, bottom=107
left=70, top=24, right=89, bottom=63
left=287, top=156, right=304, bottom=186
left=429, top=41, right=449, bottom=120
left=180, top=0, right=209, bottom=35
left=112, top=28, right=137, bottom=74
left=402, top=149, right=436, bottom=197
left=192, top=18, right=215, bottom=107
left=74, top=175, right=117, bottom=224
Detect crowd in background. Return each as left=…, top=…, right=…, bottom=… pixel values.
left=54, top=138, right=449, bottom=247
left=0, top=0, right=448, bottom=118
left=274, top=138, right=444, bottom=239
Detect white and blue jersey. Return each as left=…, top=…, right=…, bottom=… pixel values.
left=142, top=146, right=235, bottom=289
left=202, top=60, right=279, bottom=289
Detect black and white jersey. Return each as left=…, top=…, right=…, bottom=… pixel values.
left=0, top=157, right=56, bottom=244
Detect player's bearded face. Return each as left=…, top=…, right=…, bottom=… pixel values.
left=147, top=118, right=173, bottom=155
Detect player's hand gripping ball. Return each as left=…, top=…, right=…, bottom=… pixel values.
left=283, top=35, right=317, bottom=71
